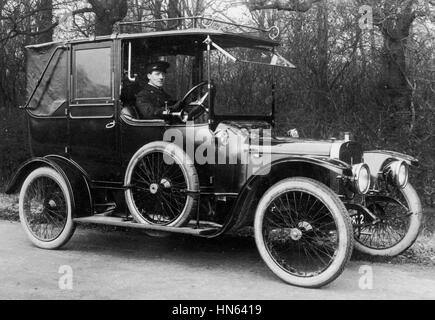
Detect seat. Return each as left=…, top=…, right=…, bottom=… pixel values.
left=121, top=105, right=139, bottom=119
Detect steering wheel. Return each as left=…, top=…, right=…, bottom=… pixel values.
left=171, top=81, right=209, bottom=121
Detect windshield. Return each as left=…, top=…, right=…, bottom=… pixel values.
left=205, top=37, right=294, bottom=118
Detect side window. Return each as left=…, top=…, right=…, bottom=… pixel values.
left=73, top=45, right=112, bottom=101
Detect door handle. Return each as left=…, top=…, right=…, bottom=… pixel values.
left=106, top=121, right=116, bottom=129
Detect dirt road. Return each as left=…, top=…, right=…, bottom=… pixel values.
left=0, top=220, right=434, bottom=300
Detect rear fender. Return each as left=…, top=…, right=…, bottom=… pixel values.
left=5, top=156, right=93, bottom=218
left=6, top=158, right=56, bottom=195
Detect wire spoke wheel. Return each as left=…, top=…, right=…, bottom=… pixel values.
left=254, top=178, right=353, bottom=288
left=23, top=176, right=68, bottom=241
left=19, top=167, right=75, bottom=249
left=132, top=152, right=188, bottom=225
left=264, top=191, right=339, bottom=277
left=354, top=183, right=422, bottom=256
left=125, top=142, right=199, bottom=228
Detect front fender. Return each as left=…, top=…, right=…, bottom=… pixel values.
left=250, top=155, right=352, bottom=177
left=363, top=150, right=419, bottom=183
left=225, top=156, right=351, bottom=234
left=5, top=156, right=93, bottom=218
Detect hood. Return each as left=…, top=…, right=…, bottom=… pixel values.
left=249, top=137, right=346, bottom=162
left=217, top=121, right=363, bottom=164
left=268, top=137, right=335, bottom=157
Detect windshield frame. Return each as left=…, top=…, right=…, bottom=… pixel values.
left=205, top=35, right=292, bottom=129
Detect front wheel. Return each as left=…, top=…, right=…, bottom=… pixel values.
left=254, top=178, right=353, bottom=288
left=353, top=183, right=422, bottom=256
left=19, top=167, right=75, bottom=249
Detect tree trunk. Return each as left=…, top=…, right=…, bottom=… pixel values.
left=315, top=1, right=329, bottom=137
left=151, top=0, right=164, bottom=30
left=35, top=0, right=54, bottom=43
left=88, top=0, right=128, bottom=36
left=317, top=1, right=328, bottom=95
left=378, top=1, right=415, bottom=130
left=167, top=0, right=180, bottom=29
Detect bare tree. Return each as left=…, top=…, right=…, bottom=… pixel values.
left=0, top=0, right=59, bottom=44
left=369, top=0, right=431, bottom=131
left=0, top=0, right=62, bottom=187
left=73, top=0, right=128, bottom=36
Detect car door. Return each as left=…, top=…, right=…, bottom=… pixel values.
left=68, top=41, right=120, bottom=181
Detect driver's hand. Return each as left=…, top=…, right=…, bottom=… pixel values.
left=165, top=99, right=180, bottom=111
left=186, top=105, right=205, bottom=121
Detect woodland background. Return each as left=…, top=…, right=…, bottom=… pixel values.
left=0, top=0, right=434, bottom=212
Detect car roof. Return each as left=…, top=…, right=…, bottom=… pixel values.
left=26, top=28, right=280, bottom=50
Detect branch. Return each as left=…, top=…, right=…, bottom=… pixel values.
left=14, top=21, right=59, bottom=37
left=72, top=7, right=94, bottom=15
left=0, top=20, right=58, bottom=43
left=329, top=31, right=362, bottom=90
left=246, top=0, right=322, bottom=12
left=72, top=13, right=91, bottom=37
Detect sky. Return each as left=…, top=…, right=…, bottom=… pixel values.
left=53, top=0, right=434, bottom=43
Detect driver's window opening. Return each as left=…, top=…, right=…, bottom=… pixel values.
left=120, top=36, right=291, bottom=123
left=121, top=38, right=206, bottom=122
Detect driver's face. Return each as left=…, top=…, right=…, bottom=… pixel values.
left=148, top=71, right=166, bottom=88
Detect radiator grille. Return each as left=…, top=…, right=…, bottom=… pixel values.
left=339, top=142, right=363, bottom=165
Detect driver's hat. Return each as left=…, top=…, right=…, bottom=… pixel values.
left=146, top=61, right=170, bottom=74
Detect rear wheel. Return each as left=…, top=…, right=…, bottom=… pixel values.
left=254, top=178, right=353, bottom=288
left=125, top=141, right=199, bottom=228
left=353, top=183, right=422, bottom=256
left=19, top=167, right=75, bottom=249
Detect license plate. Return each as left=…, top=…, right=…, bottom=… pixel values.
left=351, top=214, right=365, bottom=226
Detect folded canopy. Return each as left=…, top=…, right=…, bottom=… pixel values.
left=26, top=42, right=68, bottom=116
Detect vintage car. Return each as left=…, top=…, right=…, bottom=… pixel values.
left=5, top=17, right=422, bottom=288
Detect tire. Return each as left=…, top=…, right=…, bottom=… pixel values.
left=254, top=177, right=354, bottom=288
left=353, top=183, right=422, bottom=256
left=19, top=167, right=76, bottom=250
left=125, top=141, right=199, bottom=227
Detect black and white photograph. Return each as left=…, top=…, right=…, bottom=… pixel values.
left=0, top=0, right=434, bottom=305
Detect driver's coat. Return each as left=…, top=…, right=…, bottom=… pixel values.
left=135, top=84, right=175, bottom=119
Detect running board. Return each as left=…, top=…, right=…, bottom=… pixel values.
left=73, top=215, right=219, bottom=236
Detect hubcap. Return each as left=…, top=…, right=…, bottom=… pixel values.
left=290, top=228, right=303, bottom=241
left=35, top=204, right=44, bottom=214
left=48, top=199, right=57, bottom=208
left=150, top=183, right=159, bottom=194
